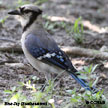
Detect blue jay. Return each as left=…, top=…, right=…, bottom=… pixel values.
left=8, top=4, right=97, bottom=93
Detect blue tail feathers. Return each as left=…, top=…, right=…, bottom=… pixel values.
left=70, top=73, right=98, bottom=93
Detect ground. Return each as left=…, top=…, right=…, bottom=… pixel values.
left=0, top=0, right=108, bottom=107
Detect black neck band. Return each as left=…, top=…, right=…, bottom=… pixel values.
left=23, top=10, right=42, bottom=32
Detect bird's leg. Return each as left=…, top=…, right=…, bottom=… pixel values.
left=40, top=82, right=48, bottom=92
left=53, top=70, right=66, bottom=88
left=53, top=76, right=62, bottom=89
left=40, top=72, right=51, bottom=92
left=41, top=70, right=65, bottom=91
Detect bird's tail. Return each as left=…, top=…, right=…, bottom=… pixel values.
left=69, top=72, right=98, bottom=94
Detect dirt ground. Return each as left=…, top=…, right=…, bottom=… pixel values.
left=0, top=0, right=108, bottom=107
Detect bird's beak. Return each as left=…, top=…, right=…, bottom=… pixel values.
left=8, top=9, right=21, bottom=15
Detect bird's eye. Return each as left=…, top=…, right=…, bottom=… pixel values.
left=19, top=7, right=30, bottom=14
left=19, top=7, right=25, bottom=13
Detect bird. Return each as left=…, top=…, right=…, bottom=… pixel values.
left=8, top=4, right=97, bottom=93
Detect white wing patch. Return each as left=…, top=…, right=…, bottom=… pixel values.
left=44, top=53, right=51, bottom=58
left=37, top=56, right=42, bottom=60
left=51, top=53, right=56, bottom=57
left=37, top=53, right=56, bottom=60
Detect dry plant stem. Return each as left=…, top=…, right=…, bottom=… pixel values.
left=5, top=63, right=25, bottom=69
left=0, top=44, right=108, bottom=60
left=0, top=44, right=22, bottom=53
left=62, top=46, right=108, bottom=60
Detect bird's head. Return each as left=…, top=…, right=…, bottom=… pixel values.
left=8, top=4, right=42, bottom=31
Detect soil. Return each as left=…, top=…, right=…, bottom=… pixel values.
left=0, top=0, right=108, bottom=107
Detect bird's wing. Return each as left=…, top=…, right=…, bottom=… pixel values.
left=25, top=33, right=77, bottom=72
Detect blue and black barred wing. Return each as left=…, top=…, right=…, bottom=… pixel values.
left=25, top=33, right=77, bottom=72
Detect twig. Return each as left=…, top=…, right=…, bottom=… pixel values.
left=0, top=44, right=22, bottom=53
left=5, top=63, right=25, bottom=69
left=0, top=43, right=108, bottom=60
left=61, top=46, right=108, bottom=60
left=47, top=16, right=108, bottom=33
left=0, top=38, right=16, bottom=43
